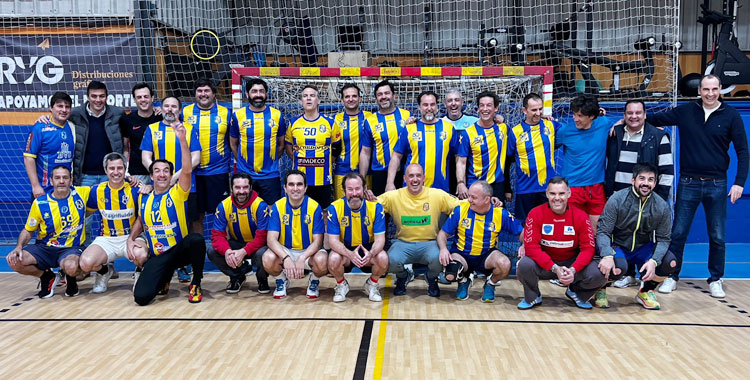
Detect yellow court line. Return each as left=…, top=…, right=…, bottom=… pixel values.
left=372, top=276, right=392, bottom=380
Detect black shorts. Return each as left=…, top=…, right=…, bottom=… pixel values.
left=459, top=252, right=492, bottom=276
left=253, top=177, right=282, bottom=205
left=306, top=185, right=333, bottom=209
left=370, top=170, right=402, bottom=196
left=515, top=192, right=548, bottom=221
left=196, top=173, right=229, bottom=214
left=25, top=243, right=82, bottom=271
left=187, top=192, right=199, bottom=223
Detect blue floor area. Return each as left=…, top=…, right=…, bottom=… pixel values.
left=0, top=243, right=748, bottom=279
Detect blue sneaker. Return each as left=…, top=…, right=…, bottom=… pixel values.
left=273, top=278, right=290, bottom=299
left=456, top=279, right=470, bottom=300
left=565, top=288, right=593, bottom=309
left=426, top=277, right=440, bottom=297
left=393, top=276, right=408, bottom=296
left=482, top=281, right=496, bottom=303
left=517, top=296, right=543, bottom=310
left=177, top=266, right=191, bottom=283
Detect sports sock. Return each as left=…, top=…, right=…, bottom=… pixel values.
left=641, top=280, right=659, bottom=292
left=369, top=276, right=379, bottom=283
left=337, top=278, right=346, bottom=284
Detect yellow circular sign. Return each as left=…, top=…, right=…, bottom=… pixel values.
left=190, top=29, right=220, bottom=60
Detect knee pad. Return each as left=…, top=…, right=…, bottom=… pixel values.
left=442, top=260, right=465, bottom=283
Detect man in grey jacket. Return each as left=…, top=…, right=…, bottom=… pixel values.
left=595, top=163, right=677, bottom=310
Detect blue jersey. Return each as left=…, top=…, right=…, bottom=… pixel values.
left=326, top=198, right=386, bottom=248
left=508, top=120, right=561, bottom=194
left=23, top=121, right=75, bottom=190
left=183, top=103, right=231, bottom=176
left=394, top=119, right=457, bottom=192
left=267, top=195, right=324, bottom=250
left=557, top=117, right=612, bottom=187
left=229, top=106, right=287, bottom=180
left=457, top=122, right=510, bottom=186
left=26, top=187, right=91, bottom=247
left=441, top=201, right=523, bottom=257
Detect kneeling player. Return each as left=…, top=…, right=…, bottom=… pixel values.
left=438, top=181, right=523, bottom=302
left=327, top=173, right=388, bottom=302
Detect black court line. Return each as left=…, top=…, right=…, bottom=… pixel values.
left=352, top=320, right=373, bottom=380
left=1, top=316, right=749, bottom=328
left=685, top=281, right=750, bottom=319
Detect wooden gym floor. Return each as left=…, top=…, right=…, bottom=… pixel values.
left=0, top=273, right=748, bottom=379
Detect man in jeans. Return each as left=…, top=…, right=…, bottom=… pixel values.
left=647, top=75, right=749, bottom=298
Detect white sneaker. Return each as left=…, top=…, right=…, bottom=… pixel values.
left=333, top=280, right=349, bottom=302
left=92, top=264, right=114, bottom=294
left=364, top=278, right=382, bottom=302
left=273, top=278, right=289, bottom=299
left=306, top=277, right=320, bottom=299
left=613, top=275, right=639, bottom=289
left=709, top=279, right=726, bottom=298
left=658, top=277, right=677, bottom=294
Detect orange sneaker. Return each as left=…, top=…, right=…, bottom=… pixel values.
left=188, top=284, right=202, bottom=303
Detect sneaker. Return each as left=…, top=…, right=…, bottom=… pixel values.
left=188, top=284, right=202, bottom=303
left=273, top=278, right=289, bottom=299
left=364, top=278, right=382, bottom=302
left=64, top=275, right=79, bottom=297
left=306, top=278, right=320, bottom=299
left=157, top=281, right=170, bottom=295
left=709, top=279, right=726, bottom=298
left=257, top=277, right=271, bottom=294
left=613, top=275, right=638, bottom=289
left=658, top=277, right=677, bottom=294
left=456, top=279, right=470, bottom=300
left=565, top=288, right=592, bottom=309
left=636, top=290, right=661, bottom=310
left=482, top=281, right=496, bottom=303
left=549, top=279, right=565, bottom=287
left=426, top=277, right=440, bottom=298
left=57, top=271, right=66, bottom=286
left=226, top=276, right=246, bottom=294
left=132, top=267, right=142, bottom=293
left=37, top=270, right=60, bottom=299
left=333, top=280, right=349, bottom=302
left=517, top=296, right=543, bottom=310
left=594, top=289, right=610, bottom=308
left=92, top=264, right=114, bottom=294
left=177, top=266, right=191, bottom=283
left=393, top=276, right=408, bottom=296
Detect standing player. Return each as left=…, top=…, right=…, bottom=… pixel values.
left=6, top=165, right=90, bottom=298
left=210, top=173, right=271, bottom=294
left=183, top=78, right=231, bottom=235
left=121, top=83, right=162, bottom=184
left=285, top=85, right=341, bottom=210
left=456, top=91, right=510, bottom=199
left=23, top=92, right=75, bottom=198
left=333, top=83, right=372, bottom=200
left=129, top=101, right=207, bottom=305
left=79, top=152, right=150, bottom=293
left=327, top=172, right=388, bottom=302
left=229, top=78, right=287, bottom=204
left=387, top=90, right=457, bottom=193
left=438, top=181, right=523, bottom=302
left=263, top=170, right=328, bottom=299
left=507, top=93, right=561, bottom=221
left=359, top=80, right=411, bottom=195
left=442, top=89, right=479, bottom=132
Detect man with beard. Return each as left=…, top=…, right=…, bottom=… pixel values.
left=594, top=163, right=676, bottom=309
left=230, top=78, right=287, bottom=204
left=333, top=83, right=372, bottom=200
left=327, top=172, right=388, bottom=302
left=359, top=80, right=411, bottom=195
left=129, top=97, right=207, bottom=305
left=456, top=91, right=510, bottom=199
left=6, top=165, right=90, bottom=298
left=183, top=78, right=231, bottom=235
left=386, top=91, right=457, bottom=193
left=210, top=173, right=271, bottom=294
left=120, top=83, right=162, bottom=184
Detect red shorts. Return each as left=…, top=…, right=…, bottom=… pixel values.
left=569, top=183, right=606, bottom=216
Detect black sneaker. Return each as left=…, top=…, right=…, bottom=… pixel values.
left=226, top=276, right=245, bottom=294
left=37, top=270, right=59, bottom=299
left=426, top=277, right=440, bottom=298
left=393, top=276, right=408, bottom=296
left=257, top=277, right=271, bottom=294
left=64, top=275, right=79, bottom=297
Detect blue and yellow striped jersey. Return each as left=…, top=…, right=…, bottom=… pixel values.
left=457, top=122, right=510, bottom=186
left=285, top=114, right=340, bottom=186
left=361, top=108, right=410, bottom=171
left=86, top=182, right=140, bottom=237
left=326, top=198, right=385, bottom=248
left=182, top=103, right=231, bottom=175
left=25, top=186, right=91, bottom=247
left=140, top=121, right=202, bottom=192
left=333, top=110, right=372, bottom=175
left=441, top=201, right=523, bottom=257
left=139, top=184, right=191, bottom=255
left=508, top=120, right=560, bottom=194
left=394, top=119, right=457, bottom=192
left=23, top=121, right=75, bottom=189
left=267, top=195, right=324, bottom=250
left=229, top=106, right=287, bottom=180
left=213, top=195, right=269, bottom=243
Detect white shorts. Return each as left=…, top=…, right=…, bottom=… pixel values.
left=283, top=247, right=326, bottom=270
left=90, top=235, right=143, bottom=263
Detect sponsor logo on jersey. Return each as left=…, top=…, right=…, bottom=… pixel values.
left=542, top=224, right=554, bottom=235
left=540, top=239, right=574, bottom=249
left=564, top=226, right=575, bottom=235
left=401, top=215, right=431, bottom=226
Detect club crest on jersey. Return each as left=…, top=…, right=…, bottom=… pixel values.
left=412, top=132, right=423, bottom=142
left=339, top=121, right=347, bottom=130
left=186, top=116, right=198, bottom=124
left=542, top=224, right=554, bottom=235
left=242, top=120, right=251, bottom=128
left=282, top=214, right=290, bottom=225
left=497, top=130, right=506, bottom=140
left=215, top=116, right=223, bottom=124
left=122, top=194, right=129, bottom=205
left=166, top=198, right=173, bottom=208
left=340, top=216, right=350, bottom=227
left=544, top=124, right=553, bottom=136
left=61, top=131, right=67, bottom=139
left=28, top=218, right=37, bottom=227
left=230, top=213, right=237, bottom=223
left=268, top=119, right=275, bottom=128
left=364, top=216, right=371, bottom=226
left=489, top=222, right=497, bottom=232
left=439, top=131, right=448, bottom=141
left=423, top=203, right=430, bottom=211
left=374, top=123, right=385, bottom=133
left=101, top=197, right=109, bottom=204
left=461, top=218, right=471, bottom=228
left=319, top=124, right=327, bottom=133
left=155, top=131, right=163, bottom=140
left=564, top=226, right=575, bottom=235
left=519, top=132, right=530, bottom=143
left=44, top=212, right=50, bottom=218
left=304, top=214, right=312, bottom=224
left=75, top=200, right=84, bottom=210
left=61, top=206, right=69, bottom=213
left=472, top=135, right=485, bottom=146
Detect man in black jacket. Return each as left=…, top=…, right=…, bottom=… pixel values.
left=647, top=75, right=749, bottom=298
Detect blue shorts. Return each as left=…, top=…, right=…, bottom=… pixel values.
left=613, top=242, right=655, bottom=268
left=457, top=252, right=492, bottom=276
left=24, top=243, right=82, bottom=271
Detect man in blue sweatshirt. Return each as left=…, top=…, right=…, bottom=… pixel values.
left=647, top=75, right=748, bottom=298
